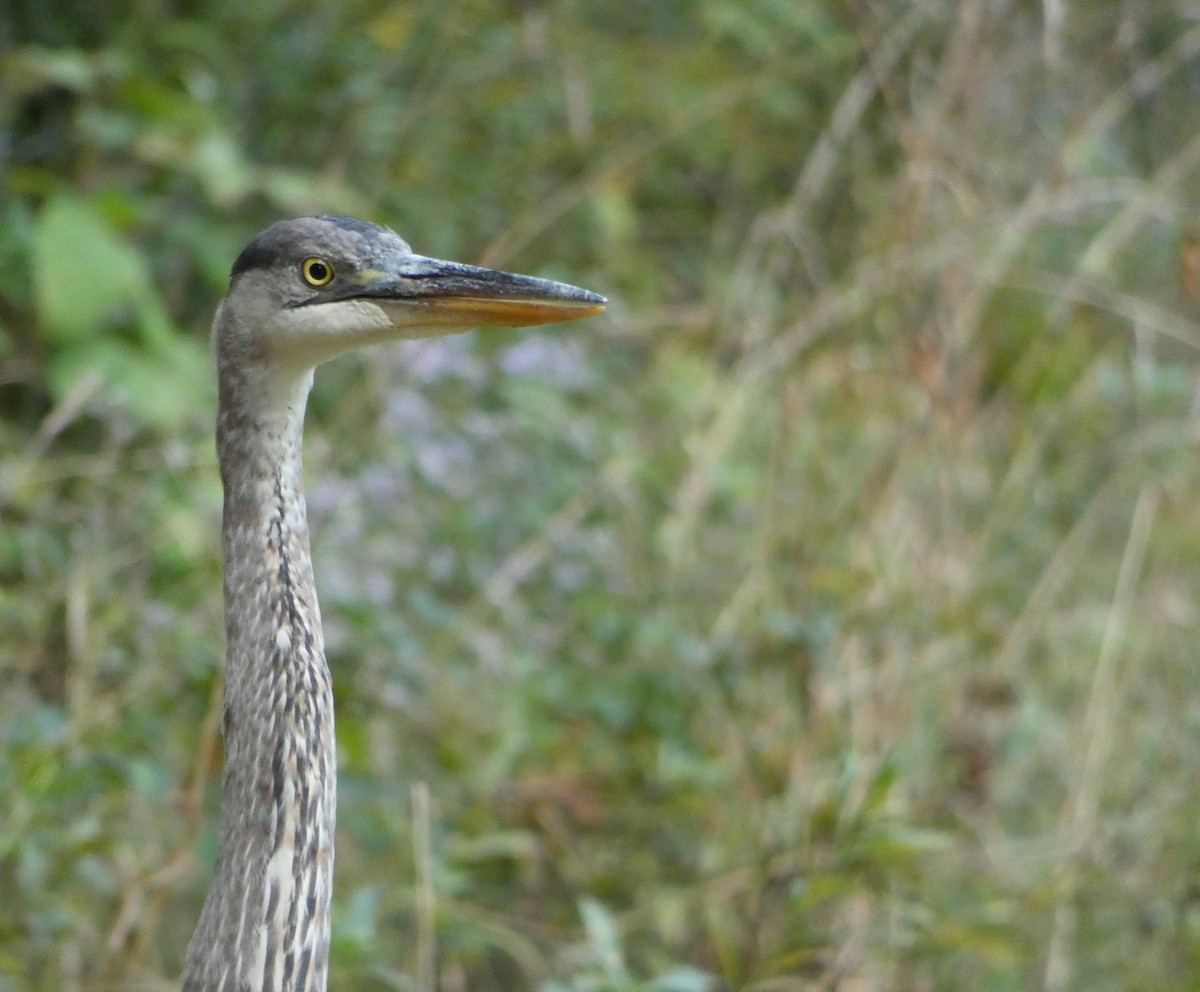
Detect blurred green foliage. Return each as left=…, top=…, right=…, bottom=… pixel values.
left=4, top=1, right=1200, bottom=990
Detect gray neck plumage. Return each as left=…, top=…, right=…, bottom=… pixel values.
left=183, top=365, right=335, bottom=992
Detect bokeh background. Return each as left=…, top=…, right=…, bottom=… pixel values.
left=4, top=2, right=1200, bottom=989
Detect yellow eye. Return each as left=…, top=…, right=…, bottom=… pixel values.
left=301, top=256, right=334, bottom=287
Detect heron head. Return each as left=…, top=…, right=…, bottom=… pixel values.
left=215, top=215, right=606, bottom=374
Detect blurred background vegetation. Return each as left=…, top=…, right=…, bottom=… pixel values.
left=3, top=1, right=1200, bottom=989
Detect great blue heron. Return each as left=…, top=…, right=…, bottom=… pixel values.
left=181, top=215, right=605, bottom=991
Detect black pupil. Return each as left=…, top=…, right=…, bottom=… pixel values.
left=308, top=260, right=328, bottom=282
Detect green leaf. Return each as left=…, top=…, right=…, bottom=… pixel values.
left=579, top=898, right=627, bottom=984
left=34, top=194, right=213, bottom=429
left=33, top=194, right=152, bottom=343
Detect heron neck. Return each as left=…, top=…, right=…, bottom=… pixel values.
left=183, top=367, right=335, bottom=992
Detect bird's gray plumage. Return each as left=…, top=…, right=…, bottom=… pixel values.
left=231, top=215, right=411, bottom=279
left=181, top=216, right=603, bottom=992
